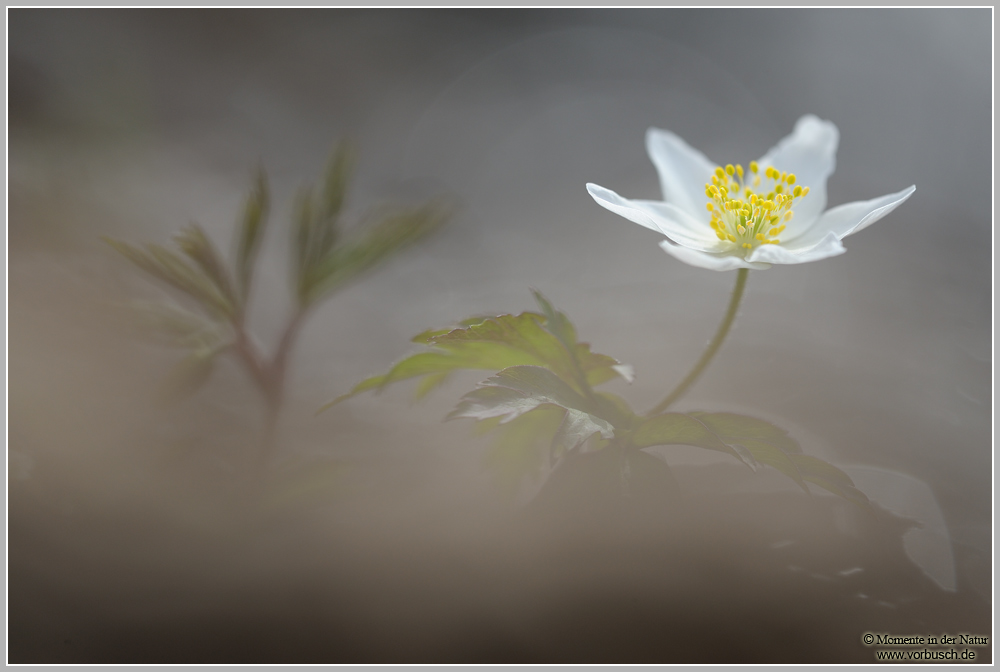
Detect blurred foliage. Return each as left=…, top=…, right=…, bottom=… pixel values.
left=329, top=291, right=872, bottom=512
left=106, top=141, right=449, bottom=405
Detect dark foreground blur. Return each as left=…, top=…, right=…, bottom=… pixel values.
left=6, top=268, right=990, bottom=661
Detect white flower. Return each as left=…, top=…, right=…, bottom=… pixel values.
left=587, top=115, right=915, bottom=271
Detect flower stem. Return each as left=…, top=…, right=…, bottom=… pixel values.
left=647, top=267, right=748, bottom=417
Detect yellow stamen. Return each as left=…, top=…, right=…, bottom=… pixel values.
left=703, top=161, right=808, bottom=256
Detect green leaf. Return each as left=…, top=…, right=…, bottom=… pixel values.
left=432, top=312, right=574, bottom=381
left=292, top=186, right=317, bottom=292
left=322, top=346, right=539, bottom=409
left=790, top=454, right=873, bottom=512
left=235, top=168, right=270, bottom=299
left=292, top=144, right=356, bottom=301
left=551, top=407, right=603, bottom=461
left=410, top=327, right=453, bottom=344
left=301, top=200, right=450, bottom=306
left=689, top=412, right=802, bottom=454
left=482, top=406, right=565, bottom=496
left=104, top=237, right=235, bottom=317
left=531, top=289, right=577, bottom=354
left=323, top=308, right=633, bottom=412
left=632, top=412, right=754, bottom=467
left=530, top=289, right=635, bottom=392
left=123, top=300, right=225, bottom=348
left=595, top=391, right=638, bottom=428
left=687, top=412, right=805, bottom=488
left=175, top=225, right=238, bottom=308
left=318, top=142, right=354, bottom=240
left=446, top=365, right=614, bottom=440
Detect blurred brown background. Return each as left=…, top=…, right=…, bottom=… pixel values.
left=8, top=9, right=992, bottom=663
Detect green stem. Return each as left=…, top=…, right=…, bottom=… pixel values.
left=647, top=268, right=748, bottom=417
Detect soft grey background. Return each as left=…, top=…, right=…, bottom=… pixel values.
left=8, top=8, right=992, bottom=662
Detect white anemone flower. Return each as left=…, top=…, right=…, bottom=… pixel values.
left=587, top=115, right=915, bottom=271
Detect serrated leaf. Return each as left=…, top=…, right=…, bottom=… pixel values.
left=551, top=408, right=604, bottom=462
left=326, top=346, right=543, bottom=408
left=431, top=312, right=572, bottom=380
left=732, top=438, right=805, bottom=489
left=293, top=186, right=317, bottom=292
left=292, top=144, right=355, bottom=299
left=790, top=454, right=872, bottom=512
left=301, top=200, right=450, bottom=306
left=322, top=309, right=633, bottom=411
left=175, top=224, right=238, bottom=307
left=689, top=412, right=802, bottom=454
left=446, top=366, right=615, bottom=443
left=235, top=168, right=270, bottom=298
left=105, top=237, right=234, bottom=317
left=411, top=327, right=453, bottom=344
left=531, top=289, right=577, bottom=353
left=124, top=300, right=225, bottom=348
left=146, top=244, right=236, bottom=317
left=318, top=142, right=354, bottom=241
left=448, top=385, right=547, bottom=423
left=483, top=406, right=565, bottom=496
left=686, top=412, right=806, bottom=489
left=529, top=290, right=632, bottom=392
left=632, top=413, right=753, bottom=468
left=734, top=439, right=806, bottom=490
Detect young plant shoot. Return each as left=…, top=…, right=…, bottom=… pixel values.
left=107, top=143, right=450, bottom=476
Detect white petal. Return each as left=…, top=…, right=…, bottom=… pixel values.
left=645, top=127, right=717, bottom=218
left=756, top=115, right=839, bottom=231
left=659, top=240, right=770, bottom=271
left=783, top=185, right=916, bottom=251
left=587, top=183, right=720, bottom=251
left=745, top=231, right=846, bottom=265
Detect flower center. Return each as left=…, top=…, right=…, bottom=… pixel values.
left=704, top=162, right=810, bottom=253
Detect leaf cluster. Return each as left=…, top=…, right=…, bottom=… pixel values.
left=329, top=291, right=871, bottom=512
left=107, top=142, right=448, bottom=401
left=290, top=144, right=450, bottom=307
